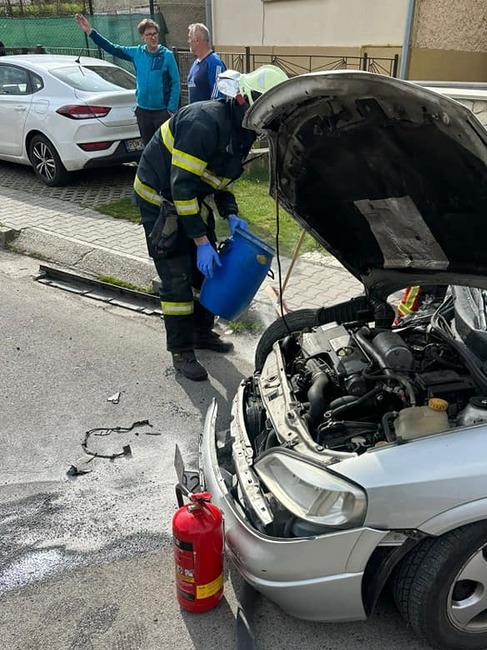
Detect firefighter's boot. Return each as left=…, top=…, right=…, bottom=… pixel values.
left=172, top=351, right=208, bottom=381
left=194, top=330, right=234, bottom=353
left=193, top=300, right=234, bottom=353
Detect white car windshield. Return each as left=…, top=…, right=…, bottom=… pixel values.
left=50, top=64, right=136, bottom=92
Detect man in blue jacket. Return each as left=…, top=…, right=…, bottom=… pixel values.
left=75, top=14, right=180, bottom=145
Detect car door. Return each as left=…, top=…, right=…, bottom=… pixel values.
left=0, top=63, right=37, bottom=156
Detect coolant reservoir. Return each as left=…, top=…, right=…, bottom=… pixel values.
left=395, top=398, right=449, bottom=440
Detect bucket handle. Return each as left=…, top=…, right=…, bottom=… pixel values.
left=217, top=237, right=233, bottom=255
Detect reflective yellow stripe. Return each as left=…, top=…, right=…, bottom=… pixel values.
left=172, top=148, right=207, bottom=176
left=160, top=121, right=174, bottom=152
left=161, top=301, right=194, bottom=316
left=134, top=176, right=161, bottom=206
left=397, top=304, right=411, bottom=316
left=201, top=170, right=221, bottom=188
left=397, top=286, right=421, bottom=316
left=174, top=198, right=199, bottom=215
left=403, top=286, right=421, bottom=310
left=201, top=170, right=233, bottom=189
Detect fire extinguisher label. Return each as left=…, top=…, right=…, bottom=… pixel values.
left=196, top=573, right=223, bottom=600
left=174, top=537, right=193, bottom=551
left=174, top=534, right=196, bottom=603
left=176, top=563, right=195, bottom=583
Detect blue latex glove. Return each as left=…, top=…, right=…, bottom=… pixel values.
left=228, top=214, right=248, bottom=235
left=197, top=242, right=221, bottom=279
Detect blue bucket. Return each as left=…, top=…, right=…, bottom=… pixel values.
left=200, top=228, right=274, bottom=321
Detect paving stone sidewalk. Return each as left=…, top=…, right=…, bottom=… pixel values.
left=0, top=183, right=362, bottom=314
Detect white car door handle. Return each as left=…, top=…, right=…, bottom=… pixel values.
left=15, top=106, right=27, bottom=112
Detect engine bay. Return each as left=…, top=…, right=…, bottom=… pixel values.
left=216, top=291, right=487, bottom=536
left=245, top=293, right=487, bottom=457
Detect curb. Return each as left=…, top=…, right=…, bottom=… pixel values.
left=10, top=226, right=156, bottom=290
left=0, top=226, right=20, bottom=248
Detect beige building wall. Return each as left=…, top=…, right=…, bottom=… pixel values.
left=212, top=0, right=409, bottom=47
left=409, top=0, right=487, bottom=81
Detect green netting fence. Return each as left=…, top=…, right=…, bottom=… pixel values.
left=0, top=13, right=168, bottom=71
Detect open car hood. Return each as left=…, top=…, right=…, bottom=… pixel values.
left=244, top=71, right=487, bottom=296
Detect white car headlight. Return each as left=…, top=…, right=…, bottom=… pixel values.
left=254, top=449, right=367, bottom=528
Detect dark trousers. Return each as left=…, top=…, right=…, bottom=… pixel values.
left=135, top=107, right=170, bottom=146
left=149, top=248, right=215, bottom=352
left=137, top=198, right=215, bottom=352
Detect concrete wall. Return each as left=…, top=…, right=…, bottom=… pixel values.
left=211, top=0, right=487, bottom=82
left=409, top=0, right=487, bottom=81
left=413, top=0, right=486, bottom=51
left=159, top=0, right=206, bottom=49
left=212, top=0, right=409, bottom=47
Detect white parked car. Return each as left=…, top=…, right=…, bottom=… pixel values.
left=0, top=54, right=143, bottom=186
left=177, top=71, right=487, bottom=650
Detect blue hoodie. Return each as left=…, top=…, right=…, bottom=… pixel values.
left=89, top=30, right=180, bottom=113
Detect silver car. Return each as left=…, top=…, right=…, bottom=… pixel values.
left=178, top=71, right=487, bottom=650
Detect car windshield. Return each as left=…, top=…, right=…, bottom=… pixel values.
left=50, top=64, right=136, bottom=91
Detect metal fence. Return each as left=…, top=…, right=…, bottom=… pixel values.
left=1, top=41, right=399, bottom=107
left=173, top=47, right=400, bottom=105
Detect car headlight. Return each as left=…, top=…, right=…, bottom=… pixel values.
left=254, top=449, right=367, bottom=528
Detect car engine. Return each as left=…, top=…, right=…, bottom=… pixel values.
left=243, top=292, right=487, bottom=458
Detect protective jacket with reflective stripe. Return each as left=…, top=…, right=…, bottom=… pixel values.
left=134, top=99, right=255, bottom=239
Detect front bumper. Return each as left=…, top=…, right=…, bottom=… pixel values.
left=198, top=398, right=389, bottom=622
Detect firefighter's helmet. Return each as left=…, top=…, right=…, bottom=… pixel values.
left=217, top=65, right=288, bottom=105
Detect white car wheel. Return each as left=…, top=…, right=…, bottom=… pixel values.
left=29, top=134, right=69, bottom=186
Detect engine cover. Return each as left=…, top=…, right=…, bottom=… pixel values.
left=300, top=324, right=369, bottom=386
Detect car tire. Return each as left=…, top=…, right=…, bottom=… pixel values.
left=393, top=521, right=487, bottom=650
left=29, top=134, right=69, bottom=186
left=254, top=308, right=321, bottom=371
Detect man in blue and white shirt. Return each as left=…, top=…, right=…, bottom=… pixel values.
left=187, top=23, right=226, bottom=104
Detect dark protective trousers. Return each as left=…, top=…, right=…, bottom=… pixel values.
left=137, top=197, right=216, bottom=352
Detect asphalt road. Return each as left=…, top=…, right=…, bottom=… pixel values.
left=0, top=251, right=431, bottom=649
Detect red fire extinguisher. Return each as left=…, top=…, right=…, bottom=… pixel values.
left=172, top=489, right=224, bottom=612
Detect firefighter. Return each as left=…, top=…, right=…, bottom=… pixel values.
left=133, top=65, right=289, bottom=381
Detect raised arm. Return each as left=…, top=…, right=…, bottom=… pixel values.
left=75, top=13, right=92, bottom=34
left=74, top=13, right=135, bottom=62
